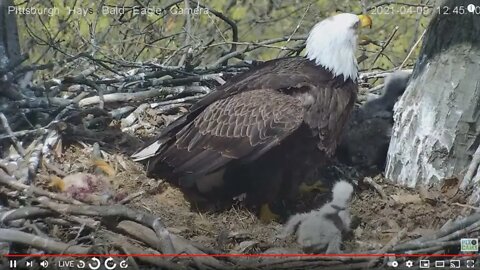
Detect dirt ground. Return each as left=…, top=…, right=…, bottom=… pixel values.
left=37, top=143, right=472, bottom=255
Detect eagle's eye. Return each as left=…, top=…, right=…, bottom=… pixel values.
left=353, top=21, right=360, bottom=29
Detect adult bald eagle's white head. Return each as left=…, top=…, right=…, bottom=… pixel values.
left=306, top=13, right=372, bottom=81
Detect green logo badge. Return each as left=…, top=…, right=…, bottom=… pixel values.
left=461, top=238, right=479, bottom=252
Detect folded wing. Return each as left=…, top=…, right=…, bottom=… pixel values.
left=150, top=89, right=305, bottom=177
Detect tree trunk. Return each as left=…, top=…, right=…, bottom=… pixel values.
left=0, top=0, right=21, bottom=70
left=385, top=0, right=480, bottom=191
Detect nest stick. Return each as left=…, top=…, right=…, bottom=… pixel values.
left=0, top=112, right=26, bottom=156
left=0, top=228, right=90, bottom=254
left=363, top=177, right=387, bottom=200
left=36, top=197, right=176, bottom=255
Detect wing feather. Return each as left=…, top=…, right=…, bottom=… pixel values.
left=138, top=57, right=358, bottom=179
left=157, top=89, right=304, bottom=176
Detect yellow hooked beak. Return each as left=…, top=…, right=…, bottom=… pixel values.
left=358, top=14, right=372, bottom=28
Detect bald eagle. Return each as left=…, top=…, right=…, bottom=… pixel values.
left=280, top=180, right=354, bottom=253
left=337, top=70, right=411, bottom=170
left=132, top=13, right=372, bottom=221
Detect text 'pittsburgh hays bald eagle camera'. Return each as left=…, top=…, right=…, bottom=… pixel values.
left=132, top=13, right=373, bottom=222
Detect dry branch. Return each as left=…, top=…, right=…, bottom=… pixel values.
left=367, top=228, right=407, bottom=268
left=363, top=177, right=388, bottom=200
left=206, top=35, right=307, bottom=69
left=115, top=221, right=228, bottom=269
left=461, top=144, right=480, bottom=189
left=0, top=228, right=90, bottom=254
left=0, top=207, right=55, bottom=223
left=0, top=112, right=26, bottom=156
left=369, top=26, right=399, bottom=71
left=399, top=29, right=427, bottom=69
left=102, top=231, right=183, bottom=270
left=36, top=197, right=176, bottom=255
left=0, top=127, right=48, bottom=141
left=78, top=86, right=209, bottom=107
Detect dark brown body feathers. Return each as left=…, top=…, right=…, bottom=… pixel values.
left=143, top=57, right=357, bottom=207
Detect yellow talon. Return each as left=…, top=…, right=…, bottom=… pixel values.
left=259, top=204, right=279, bottom=223
left=299, top=181, right=328, bottom=194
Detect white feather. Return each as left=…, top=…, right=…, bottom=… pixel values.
left=330, top=180, right=354, bottom=207
left=282, top=203, right=344, bottom=253
left=281, top=180, right=354, bottom=253
left=131, top=141, right=163, bottom=161
left=306, top=13, right=360, bottom=81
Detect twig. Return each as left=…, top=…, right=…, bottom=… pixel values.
left=407, top=1, right=426, bottom=51
left=0, top=228, right=90, bottom=254
left=0, top=112, right=26, bottom=157
left=245, top=256, right=364, bottom=270
left=115, top=220, right=227, bottom=269
left=360, top=0, right=368, bottom=14
left=461, top=144, right=480, bottom=189
left=206, top=35, right=307, bottom=69
left=195, top=1, right=239, bottom=56
left=36, top=198, right=176, bottom=255
left=399, top=29, right=427, bottom=69
left=121, top=104, right=149, bottom=129
left=369, top=26, right=399, bottom=71
left=150, top=95, right=203, bottom=108
left=78, top=86, right=209, bottom=107
left=42, top=160, right=67, bottom=177
left=24, top=136, right=45, bottom=183
left=451, top=202, right=480, bottom=211
left=118, top=190, right=145, bottom=204
left=121, top=103, right=189, bottom=131
left=109, top=106, right=136, bottom=120
left=103, top=230, right=183, bottom=270
left=363, top=177, right=388, bottom=200
left=177, top=0, right=192, bottom=67
left=0, top=127, right=48, bottom=141
left=0, top=207, right=55, bottom=223
left=392, top=213, right=480, bottom=251
left=14, top=53, right=85, bottom=74
left=150, top=73, right=224, bottom=87
left=367, top=228, right=407, bottom=268
left=359, top=69, right=413, bottom=81
left=402, top=240, right=461, bottom=255
left=435, top=219, right=480, bottom=243
left=276, top=4, right=311, bottom=58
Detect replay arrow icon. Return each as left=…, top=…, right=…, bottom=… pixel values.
left=104, top=258, right=116, bottom=270
left=88, top=258, right=101, bottom=270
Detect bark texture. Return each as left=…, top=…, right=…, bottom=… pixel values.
left=0, top=0, right=21, bottom=70
left=385, top=0, right=480, bottom=188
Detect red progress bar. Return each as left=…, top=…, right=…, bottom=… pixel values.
left=4, top=254, right=478, bottom=258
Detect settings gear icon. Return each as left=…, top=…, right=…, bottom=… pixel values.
left=405, top=260, right=414, bottom=268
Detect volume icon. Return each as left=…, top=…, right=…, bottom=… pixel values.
left=40, top=260, right=49, bottom=268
